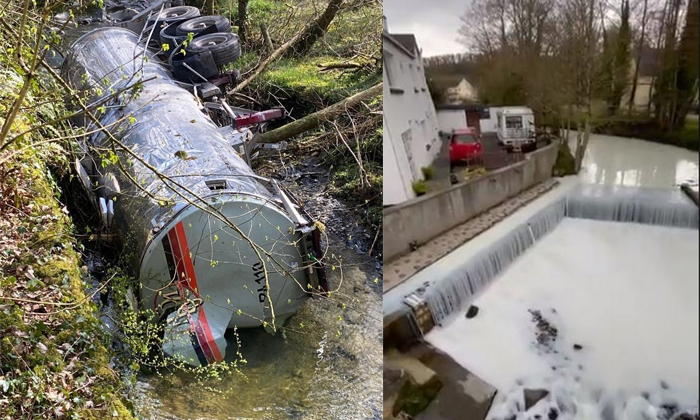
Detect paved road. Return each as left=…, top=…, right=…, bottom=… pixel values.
left=481, top=132, right=502, bottom=153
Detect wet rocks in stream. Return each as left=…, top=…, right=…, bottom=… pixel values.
left=256, top=155, right=379, bottom=259
left=465, top=305, right=479, bottom=319
left=529, top=309, right=558, bottom=347
left=524, top=388, right=550, bottom=410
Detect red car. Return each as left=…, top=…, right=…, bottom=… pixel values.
left=449, top=128, right=483, bottom=165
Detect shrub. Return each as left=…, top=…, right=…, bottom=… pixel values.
left=553, top=141, right=576, bottom=176
left=412, top=179, right=428, bottom=196
left=421, top=165, right=435, bottom=180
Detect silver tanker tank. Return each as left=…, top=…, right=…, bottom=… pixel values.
left=62, top=27, right=326, bottom=366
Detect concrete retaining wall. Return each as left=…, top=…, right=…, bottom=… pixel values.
left=383, top=142, right=558, bottom=263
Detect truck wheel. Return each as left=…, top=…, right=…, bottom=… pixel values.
left=149, top=6, right=199, bottom=27
left=160, top=23, right=188, bottom=51
left=176, top=16, right=231, bottom=37
left=185, top=33, right=241, bottom=67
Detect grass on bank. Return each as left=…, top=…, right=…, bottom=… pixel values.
left=0, top=22, right=135, bottom=419
left=0, top=135, right=135, bottom=419
left=233, top=54, right=381, bottom=111
left=0, top=155, right=135, bottom=420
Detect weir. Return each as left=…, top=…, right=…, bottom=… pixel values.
left=416, top=185, right=699, bottom=325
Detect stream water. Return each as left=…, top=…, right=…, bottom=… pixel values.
left=55, top=11, right=382, bottom=420
left=420, top=134, right=700, bottom=419
left=575, top=133, right=698, bottom=189
left=134, top=240, right=382, bottom=420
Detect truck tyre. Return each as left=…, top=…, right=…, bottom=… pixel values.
left=176, top=16, right=231, bottom=37
left=185, top=33, right=241, bottom=67
left=160, top=23, right=188, bottom=51
left=149, top=6, right=199, bottom=27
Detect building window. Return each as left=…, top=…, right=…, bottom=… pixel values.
left=505, top=116, right=523, bottom=129
left=384, top=51, right=396, bottom=87
left=401, top=129, right=416, bottom=176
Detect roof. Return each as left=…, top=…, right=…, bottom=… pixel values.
left=435, top=103, right=485, bottom=111
left=382, top=32, right=416, bottom=59
left=391, top=34, right=419, bottom=55
left=499, top=106, right=533, bottom=115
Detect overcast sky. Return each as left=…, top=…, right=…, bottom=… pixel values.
left=383, top=0, right=468, bottom=57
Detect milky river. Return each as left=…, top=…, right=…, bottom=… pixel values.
left=424, top=134, right=699, bottom=420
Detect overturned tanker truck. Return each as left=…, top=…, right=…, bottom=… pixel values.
left=62, top=15, right=327, bottom=366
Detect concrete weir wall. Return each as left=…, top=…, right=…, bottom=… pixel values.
left=383, top=142, right=558, bottom=263
left=384, top=185, right=698, bottom=349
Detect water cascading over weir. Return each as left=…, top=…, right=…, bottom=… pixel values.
left=393, top=185, right=699, bottom=330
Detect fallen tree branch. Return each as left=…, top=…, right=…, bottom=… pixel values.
left=256, top=82, right=382, bottom=144
left=317, top=61, right=363, bottom=72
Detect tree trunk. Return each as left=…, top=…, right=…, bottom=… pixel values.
left=236, top=0, right=249, bottom=44
left=655, top=0, right=682, bottom=130
left=628, top=0, right=648, bottom=114
left=205, top=0, right=215, bottom=16
left=256, top=83, right=382, bottom=144
left=260, top=22, right=273, bottom=52
left=655, top=0, right=696, bottom=130
left=609, top=0, right=631, bottom=116
left=285, top=0, right=345, bottom=58
left=670, top=0, right=698, bottom=128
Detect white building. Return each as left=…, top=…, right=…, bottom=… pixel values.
left=383, top=17, right=441, bottom=206
left=479, top=107, right=500, bottom=133
left=445, top=78, right=479, bottom=105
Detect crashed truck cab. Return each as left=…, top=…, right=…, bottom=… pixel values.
left=62, top=26, right=327, bottom=366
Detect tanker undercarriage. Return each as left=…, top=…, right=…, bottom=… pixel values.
left=62, top=3, right=327, bottom=366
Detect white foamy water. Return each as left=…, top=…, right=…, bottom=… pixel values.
left=427, top=218, right=699, bottom=418
left=575, top=133, right=699, bottom=189
left=384, top=134, right=699, bottom=317
left=412, top=136, right=700, bottom=419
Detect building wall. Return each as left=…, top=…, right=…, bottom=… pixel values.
left=479, top=107, right=500, bottom=133
left=436, top=109, right=467, bottom=133
left=621, top=76, right=654, bottom=110
left=383, top=142, right=558, bottom=262
left=383, top=35, right=441, bottom=206
left=383, top=113, right=412, bottom=205
left=436, top=109, right=482, bottom=135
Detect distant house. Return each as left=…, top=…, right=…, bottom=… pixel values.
left=623, top=47, right=660, bottom=110
left=445, top=78, right=479, bottom=105
left=383, top=17, right=441, bottom=206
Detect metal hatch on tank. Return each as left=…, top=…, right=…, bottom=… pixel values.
left=61, top=26, right=327, bottom=367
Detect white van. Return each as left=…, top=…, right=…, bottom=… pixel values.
left=496, top=106, right=536, bottom=152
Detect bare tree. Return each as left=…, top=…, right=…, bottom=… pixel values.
left=601, top=0, right=632, bottom=115
left=654, top=0, right=695, bottom=130
left=628, top=0, right=649, bottom=112
left=236, top=0, right=249, bottom=45
left=286, top=0, right=345, bottom=57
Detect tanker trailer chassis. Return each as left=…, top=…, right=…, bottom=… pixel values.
left=63, top=24, right=327, bottom=366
